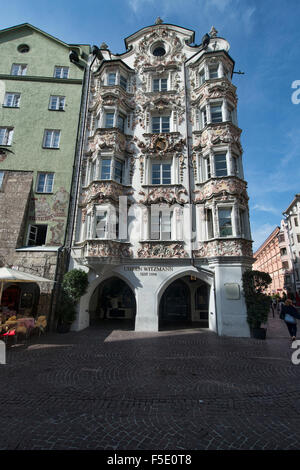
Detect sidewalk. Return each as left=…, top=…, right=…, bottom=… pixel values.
left=0, top=313, right=299, bottom=450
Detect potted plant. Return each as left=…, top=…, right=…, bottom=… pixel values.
left=242, top=270, right=272, bottom=339
left=56, top=269, right=89, bottom=333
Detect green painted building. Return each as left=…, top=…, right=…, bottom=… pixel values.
left=0, top=24, right=90, bottom=321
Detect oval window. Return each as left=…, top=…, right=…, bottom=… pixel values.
left=18, top=44, right=30, bottom=53
left=153, top=46, right=166, bottom=57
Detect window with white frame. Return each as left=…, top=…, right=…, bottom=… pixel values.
left=199, top=69, right=205, bottom=85
left=36, top=173, right=54, bottom=193
left=54, top=66, right=69, bottom=79
left=214, top=153, right=227, bottom=177
left=151, top=162, right=171, bottom=184
left=98, top=158, right=125, bottom=183
left=27, top=224, right=47, bottom=246
left=206, top=208, right=214, bottom=239
left=43, top=129, right=61, bottom=148
left=153, top=78, right=168, bottom=92
left=205, top=156, right=211, bottom=179
left=239, top=208, right=247, bottom=237
left=49, top=95, right=65, bottom=111
left=114, top=159, right=124, bottom=183
left=100, top=158, right=111, bottom=180
left=152, top=116, right=170, bottom=133
left=4, top=92, right=20, bottom=107
left=0, top=171, right=4, bottom=190
left=105, top=112, right=114, bottom=128
left=150, top=207, right=173, bottom=240
left=200, top=107, right=207, bottom=129
left=108, top=72, right=116, bottom=85
left=11, top=64, right=27, bottom=76
left=209, top=66, right=218, bottom=79
left=210, top=104, right=223, bottom=123
left=0, top=127, right=14, bottom=146
left=117, top=114, right=125, bottom=132
left=218, top=208, right=233, bottom=237
left=95, top=210, right=108, bottom=239
left=232, top=154, right=239, bottom=176
left=120, top=75, right=127, bottom=90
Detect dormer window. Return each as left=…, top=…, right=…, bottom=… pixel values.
left=153, top=78, right=168, bottom=92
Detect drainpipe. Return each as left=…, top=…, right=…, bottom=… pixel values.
left=48, top=49, right=101, bottom=331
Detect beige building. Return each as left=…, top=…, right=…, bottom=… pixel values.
left=253, top=226, right=286, bottom=295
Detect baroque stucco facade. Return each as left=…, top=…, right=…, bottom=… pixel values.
left=70, top=21, right=253, bottom=336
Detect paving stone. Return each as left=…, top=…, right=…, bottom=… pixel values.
left=0, top=312, right=300, bottom=449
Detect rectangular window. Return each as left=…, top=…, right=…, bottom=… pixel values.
left=100, top=159, right=111, bottom=180
left=153, top=78, right=168, bottom=92
left=114, top=159, right=124, bottom=183
left=279, top=234, right=285, bottom=243
left=205, top=158, right=211, bottom=179
left=11, top=64, right=27, bottom=76
left=36, top=173, right=54, bottom=193
left=105, top=112, right=114, bottom=128
left=282, top=261, right=289, bottom=270
left=280, top=248, right=287, bottom=256
left=95, top=211, right=107, bottom=239
left=120, top=75, right=127, bottom=90
left=152, top=116, right=170, bottom=133
left=49, top=95, right=65, bottom=111
left=0, top=171, right=4, bottom=190
left=232, top=155, right=239, bottom=176
left=150, top=209, right=172, bottom=240
left=117, top=114, right=125, bottom=132
left=209, top=66, right=218, bottom=79
left=297, top=234, right=300, bottom=243
left=108, top=72, right=116, bottom=85
left=43, top=130, right=60, bottom=148
left=206, top=208, right=214, bottom=239
left=211, top=104, right=223, bottom=123
left=28, top=224, right=47, bottom=246
left=0, top=127, right=14, bottom=145
left=199, top=69, right=205, bottom=85
left=4, top=92, right=20, bottom=107
left=215, top=153, right=227, bottom=177
left=219, top=208, right=233, bottom=237
left=201, top=108, right=207, bottom=129
left=151, top=163, right=171, bottom=185
left=54, top=66, right=69, bottom=79
left=295, top=217, right=298, bottom=227
left=239, top=209, right=247, bottom=237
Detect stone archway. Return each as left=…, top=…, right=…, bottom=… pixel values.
left=157, top=269, right=214, bottom=331
left=89, top=276, right=136, bottom=328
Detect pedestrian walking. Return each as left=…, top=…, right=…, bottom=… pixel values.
left=281, top=298, right=300, bottom=342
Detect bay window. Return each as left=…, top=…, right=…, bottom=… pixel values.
left=210, top=104, right=222, bottom=123
left=218, top=208, right=233, bottom=237
left=215, top=153, right=227, bottom=177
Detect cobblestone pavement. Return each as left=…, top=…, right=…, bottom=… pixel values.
left=0, top=311, right=300, bottom=450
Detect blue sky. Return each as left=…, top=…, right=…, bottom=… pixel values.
left=1, top=0, right=300, bottom=250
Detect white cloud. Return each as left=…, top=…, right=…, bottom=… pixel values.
left=252, top=204, right=281, bottom=216
left=251, top=223, right=278, bottom=252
